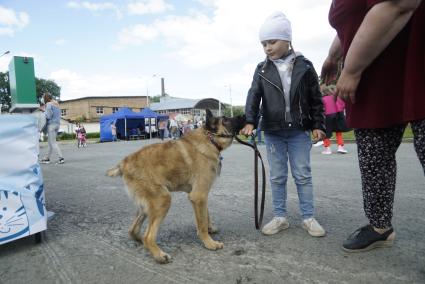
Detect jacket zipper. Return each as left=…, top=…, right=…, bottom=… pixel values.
left=258, top=72, right=288, bottom=122
left=298, top=86, right=303, bottom=127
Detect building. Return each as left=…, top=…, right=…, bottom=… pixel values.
left=149, top=96, right=223, bottom=121
left=59, top=96, right=148, bottom=122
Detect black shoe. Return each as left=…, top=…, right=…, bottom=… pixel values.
left=57, top=157, right=65, bottom=164
left=40, top=158, right=50, bottom=164
left=342, top=225, right=395, bottom=252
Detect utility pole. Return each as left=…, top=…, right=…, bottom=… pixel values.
left=228, top=85, right=233, bottom=117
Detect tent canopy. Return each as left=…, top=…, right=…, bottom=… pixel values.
left=99, top=107, right=168, bottom=142
left=100, top=107, right=142, bottom=121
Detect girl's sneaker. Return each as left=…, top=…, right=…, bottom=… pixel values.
left=302, top=218, right=326, bottom=237
left=337, top=145, right=348, bottom=154
left=57, top=157, right=65, bottom=164
left=321, top=147, right=332, bottom=155
left=261, top=217, right=290, bottom=235
left=40, top=158, right=50, bottom=164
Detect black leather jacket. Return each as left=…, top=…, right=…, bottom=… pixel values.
left=245, top=55, right=325, bottom=132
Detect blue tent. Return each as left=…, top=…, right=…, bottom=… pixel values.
left=100, top=107, right=168, bottom=142
left=139, top=107, right=167, bottom=119
left=100, top=107, right=144, bottom=142
left=138, top=107, right=169, bottom=139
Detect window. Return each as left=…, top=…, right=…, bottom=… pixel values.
left=112, top=107, right=119, bottom=113
left=180, top=108, right=192, bottom=115
left=96, top=107, right=104, bottom=115
left=61, top=109, right=67, bottom=116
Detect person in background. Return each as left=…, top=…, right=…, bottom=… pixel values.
left=320, top=84, right=349, bottom=155
left=183, top=120, right=194, bottom=136
left=169, top=118, right=179, bottom=139
left=322, top=0, right=424, bottom=252
left=111, top=122, right=117, bottom=142
left=40, top=92, right=65, bottom=164
left=241, top=11, right=326, bottom=237
left=158, top=119, right=166, bottom=140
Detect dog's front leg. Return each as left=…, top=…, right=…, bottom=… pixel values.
left=189, top=191, right=223, bottom=250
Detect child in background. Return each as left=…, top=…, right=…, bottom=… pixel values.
left=320, top=84, right=350, bottom=154
left=241, top=11, right=326, bottom=237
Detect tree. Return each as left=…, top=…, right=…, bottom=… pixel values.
left=0, top=71, right=61, bottom=112
left=222, top=104, right=245, bottom=117
left=0, top=72, right=10, bottom=112
left=149, top=95, right=161, bottom=103
left=36, top=78, right=61, bottom=101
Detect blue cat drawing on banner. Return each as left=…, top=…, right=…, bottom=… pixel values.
left=0, top=190, right=30, bottom=243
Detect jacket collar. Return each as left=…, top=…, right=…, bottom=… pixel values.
left=259, top=52, right=310, bottom=98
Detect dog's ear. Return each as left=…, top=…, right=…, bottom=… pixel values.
left=206, top=109, right=213, bottom=120
left=205, top=109, right=215, bottom=131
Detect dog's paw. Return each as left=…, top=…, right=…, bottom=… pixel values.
left=154, top=251, right=171, bottom=264
left=208, top=224, right=219, bottom=234
left=204, top=240, right=224, bottom=251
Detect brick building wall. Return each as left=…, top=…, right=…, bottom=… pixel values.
left=59, top=96, right=148, bottom=122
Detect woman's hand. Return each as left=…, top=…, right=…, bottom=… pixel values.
left=240, top=123, right=254, bottom=136
left=321, top=36, right=343, bottom=84
left=321, top=56, right=339, bottom=85
left=335, top=69, right=361, bottom=104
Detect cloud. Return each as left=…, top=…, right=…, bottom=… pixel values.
left=128, top=0, right=173, bottom=15
left=50, top=69, right=155, bottom=101
left=67, top=1, right=122, bottom=19
left=118, top=24, right=159, bottom=46
left=0, top=6, right=29, bottom=36
left=116, top=0, right=335, bottom=69
left=54, top=38, right=67, bottom=46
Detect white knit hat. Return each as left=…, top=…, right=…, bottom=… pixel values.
left=259, top=11, right=292, bottom=42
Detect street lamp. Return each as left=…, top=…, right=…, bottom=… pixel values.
left=0, top=51, right=10, bottom=58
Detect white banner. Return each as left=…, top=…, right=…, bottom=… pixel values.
left=0, top=114, right=47, bottom=245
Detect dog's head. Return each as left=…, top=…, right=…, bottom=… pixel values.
left=204, top=109, right=246, bottom=137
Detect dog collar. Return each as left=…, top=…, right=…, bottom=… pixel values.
left=206, top=131, right=223, bottom=151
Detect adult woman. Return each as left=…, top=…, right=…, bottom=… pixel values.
left=40, top=93, right=65, bottom=164
left=322, top=0, right=424, bottom=252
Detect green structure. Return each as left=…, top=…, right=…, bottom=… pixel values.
left=9, top=56, right=39, bottom=112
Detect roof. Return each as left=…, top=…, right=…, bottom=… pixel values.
left=149, top=97, right=224, bottom=111
left=100, top=107, right=168, bottom=122
left=60, top=96, right=147, bottom=103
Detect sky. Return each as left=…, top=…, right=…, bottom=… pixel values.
left=0, top=0, right=336, bottom=106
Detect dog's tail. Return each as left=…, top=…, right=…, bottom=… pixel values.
left=106, top=164, right=122, bottom=177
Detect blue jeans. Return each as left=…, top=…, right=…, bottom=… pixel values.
left=265, top=129, right=314, bottom=219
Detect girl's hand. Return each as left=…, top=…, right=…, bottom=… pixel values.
left=240, top=124, right=254, bottom=136
left=312, top=129, right=326, bottom=143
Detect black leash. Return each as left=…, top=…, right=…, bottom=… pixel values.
left=234, top=134, right=266, bottom=230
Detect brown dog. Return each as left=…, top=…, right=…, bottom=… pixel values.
left=107, top=109, right=245, bottom=263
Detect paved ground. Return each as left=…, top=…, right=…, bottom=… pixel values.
left=1, top=138, right=424, bottom=284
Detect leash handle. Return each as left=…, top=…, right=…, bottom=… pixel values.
left=235, top=134, right=266, bottom=230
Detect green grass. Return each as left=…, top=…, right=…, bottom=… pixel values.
left=237, top=125, right=414, bottom=143
left=58, top=132, right=100, bottom=140
left=330, top=125, right=413, bottom=141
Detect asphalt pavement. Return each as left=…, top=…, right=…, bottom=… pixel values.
left=1, top=138, right=424, bottom=284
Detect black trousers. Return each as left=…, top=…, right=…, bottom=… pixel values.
left=355, top=119, right=425, bottom=228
